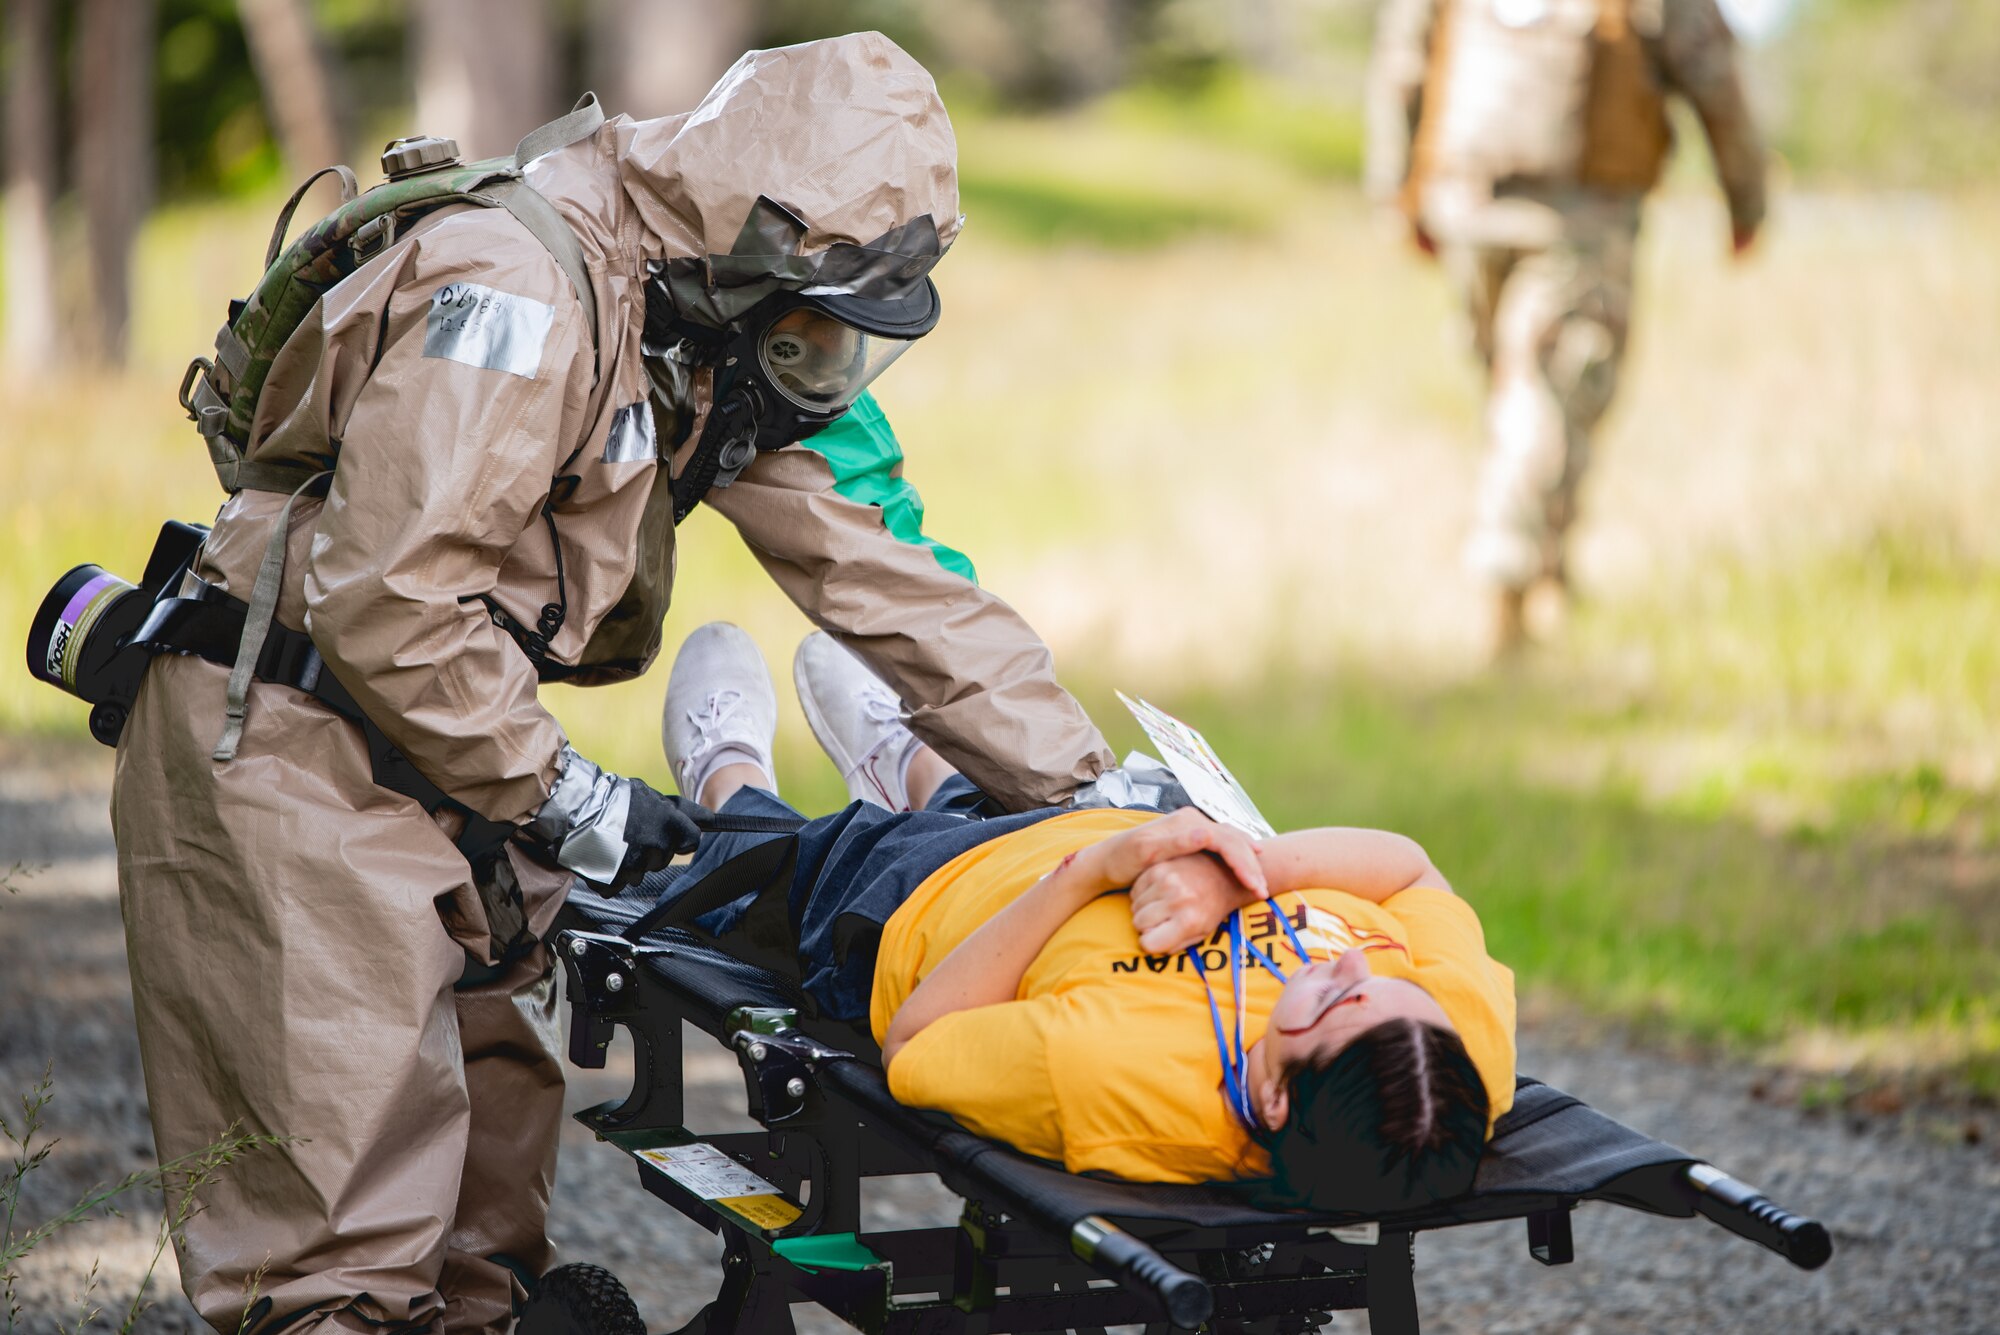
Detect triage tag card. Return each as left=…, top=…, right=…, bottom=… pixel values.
left=1117, top=692, right=1276, bottom=839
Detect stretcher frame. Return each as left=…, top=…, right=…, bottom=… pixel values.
left=553, top=874, right=1831, bottom=1335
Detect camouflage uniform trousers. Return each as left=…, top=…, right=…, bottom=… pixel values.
left=1440, top=197, right=1640, bottom=591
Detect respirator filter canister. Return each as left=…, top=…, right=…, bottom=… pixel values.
left=25, top=520, right=210, bottom=746
left=30, top=566, right=141, bottom=697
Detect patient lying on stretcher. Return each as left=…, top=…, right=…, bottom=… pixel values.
left=660, top=624, right=1517, bottom=1212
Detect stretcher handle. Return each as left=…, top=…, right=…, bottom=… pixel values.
left=1071, top=1215, right=1212, bottom=1329
left=1682, top=1164, right=1833, bottom=1270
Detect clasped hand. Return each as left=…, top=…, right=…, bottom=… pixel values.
left=1082, top=808, right=1270, bottom=955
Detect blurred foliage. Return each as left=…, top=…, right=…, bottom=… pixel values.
left=89, top=0, right=2000, bottom=210
left=957, top=173, right=1255, bottom=249
left=1759, top=0, right=2000, bottom=185
left=153, top=0, right=274, bottom=196
left=1103, top=68, right=1367, bottom=182
left=150, top=0, right=408, bottom=197
left=758, top=0, right=942, bottom=77
left=949, top=86, right=1305, bottom=247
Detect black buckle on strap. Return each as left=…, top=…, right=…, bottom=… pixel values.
left=258, top=622, right=324, bottom=694
left=138, top=576, right=361, bottom=720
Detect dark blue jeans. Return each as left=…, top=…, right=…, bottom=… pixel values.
left=676, top=776, right=1067, bottom=1022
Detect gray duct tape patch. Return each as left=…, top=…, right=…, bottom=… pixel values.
left=604, top=399, right=658, bottom=463
left=423, top=283, right=555, bottom=378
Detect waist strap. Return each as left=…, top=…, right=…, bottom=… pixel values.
left=132, top=581, right=506, bottom=866
left=135, top=583, right=357, bottom=717
left=130, top=582, right=807, bottom=846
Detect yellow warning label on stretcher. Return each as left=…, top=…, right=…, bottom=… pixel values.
left=634, top=1143, right=803, bottom=1232
left=717, top=1193, right=804, bottom=1230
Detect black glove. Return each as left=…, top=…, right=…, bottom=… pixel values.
left=614, top=780, right=706, bottom=889
left=528, top=746, right=710, bottom=894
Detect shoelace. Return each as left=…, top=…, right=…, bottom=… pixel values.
left=681, top=689, right=746, bottom=778
left=860, top=687, right=903, bottom=728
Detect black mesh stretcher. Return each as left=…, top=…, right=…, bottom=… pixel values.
left=550, top=859, right=1831, bottom=1335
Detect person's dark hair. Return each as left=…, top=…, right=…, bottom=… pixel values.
left=1258, top=1017, right=1489, bottom=1214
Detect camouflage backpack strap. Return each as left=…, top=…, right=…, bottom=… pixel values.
left=180, top=95, right=606, bottom=497
left=263, top=164, right=362, bottom=269
left=177, top=165, right=364, bottom=494
left=490, top=91, right=605, bottom=345
left=482, top=180, right=597, bottom=346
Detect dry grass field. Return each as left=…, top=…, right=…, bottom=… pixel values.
left=3, top=107, right=1996, bottom=1096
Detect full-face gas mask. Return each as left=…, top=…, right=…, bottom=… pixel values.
left=645, top=276, right=941, bottom=522
left=641, top=195, right=951, bottom=522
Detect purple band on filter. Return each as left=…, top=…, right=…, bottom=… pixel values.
left=60, top=574, right=123, bottom=628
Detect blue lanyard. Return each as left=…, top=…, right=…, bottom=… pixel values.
left=1185, top=898, right=1314, bottom=1131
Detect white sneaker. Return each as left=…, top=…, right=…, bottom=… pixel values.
left=793, top=633, right=920, bottom=811
left=661, top=622, right=778, bottom=801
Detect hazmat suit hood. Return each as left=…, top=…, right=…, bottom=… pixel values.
left=610, top=31, right=963, bottom=330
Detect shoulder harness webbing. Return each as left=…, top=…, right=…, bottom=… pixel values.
left=180, top=93, right=606, bottom=499
left=190, top=95, right=609, bottom=761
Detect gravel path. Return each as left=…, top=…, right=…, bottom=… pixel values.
left=2, top=743, right=1994, bottom=1333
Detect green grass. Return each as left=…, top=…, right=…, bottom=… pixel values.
left=944, top=68, right=1365, bottom=250
left=957, top=174, right=1260, bottom=250
left=1162, top=662, right=2000, bottom=1096
left=4, top=128, right=1998, bottom=1096
left=950, top=96, right=1301, bottom=248
left=1100, top=68, right=1368, bottom=183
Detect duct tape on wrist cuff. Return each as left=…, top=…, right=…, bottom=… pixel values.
left=530, top=745, right=634, bottom=884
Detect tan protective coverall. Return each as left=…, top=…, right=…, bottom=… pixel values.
left=1366, top=0, right=1766, bottom=590
left=112, top=33, right=1111, bottom=1334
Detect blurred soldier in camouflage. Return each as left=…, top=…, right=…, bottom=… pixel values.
left=1367, top=0, right=1765, bottom=653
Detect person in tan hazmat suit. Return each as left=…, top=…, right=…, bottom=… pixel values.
left=1366, top=0, right=1767, bottom=652
left=112, top=33, right=1125, bottom=1334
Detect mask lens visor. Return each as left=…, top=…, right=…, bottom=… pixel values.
left=758, top=308, right=912, bottom=412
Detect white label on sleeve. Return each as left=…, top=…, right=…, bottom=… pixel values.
left=423, top=282, right=554, bottom=378
left=603, top=399, right=658, bottom=463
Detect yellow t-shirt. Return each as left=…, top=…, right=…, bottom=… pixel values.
left=874, top=810, right=1517, bottom=1185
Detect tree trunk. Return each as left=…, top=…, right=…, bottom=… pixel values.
left=4, top=0, right=60, bottom=373
left=1044, top=0, right=1130, bottom=104
left=235, top=0, right=346, bottom=179
left=587, top=0, right=756, bottom=119
left=924, top=0, right=1127, bottom=107
left=413, top=0, right=557, bottom=159
left=73, top=0, right=156, bottom=367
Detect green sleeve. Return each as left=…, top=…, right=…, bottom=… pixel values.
left=803, top=391, right=978, bottom=583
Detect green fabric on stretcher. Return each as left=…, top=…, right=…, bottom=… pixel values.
left=771, top=1233, right=890, bottom=1274
left=809, top=392, right=978, bottom=583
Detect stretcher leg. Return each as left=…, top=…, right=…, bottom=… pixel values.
left=668, top=1236, right=799, bottom=1335
left=1364, top=1232, right=1419, bottom=1335
left=1528, top=1206, right=1575, bottom=1266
